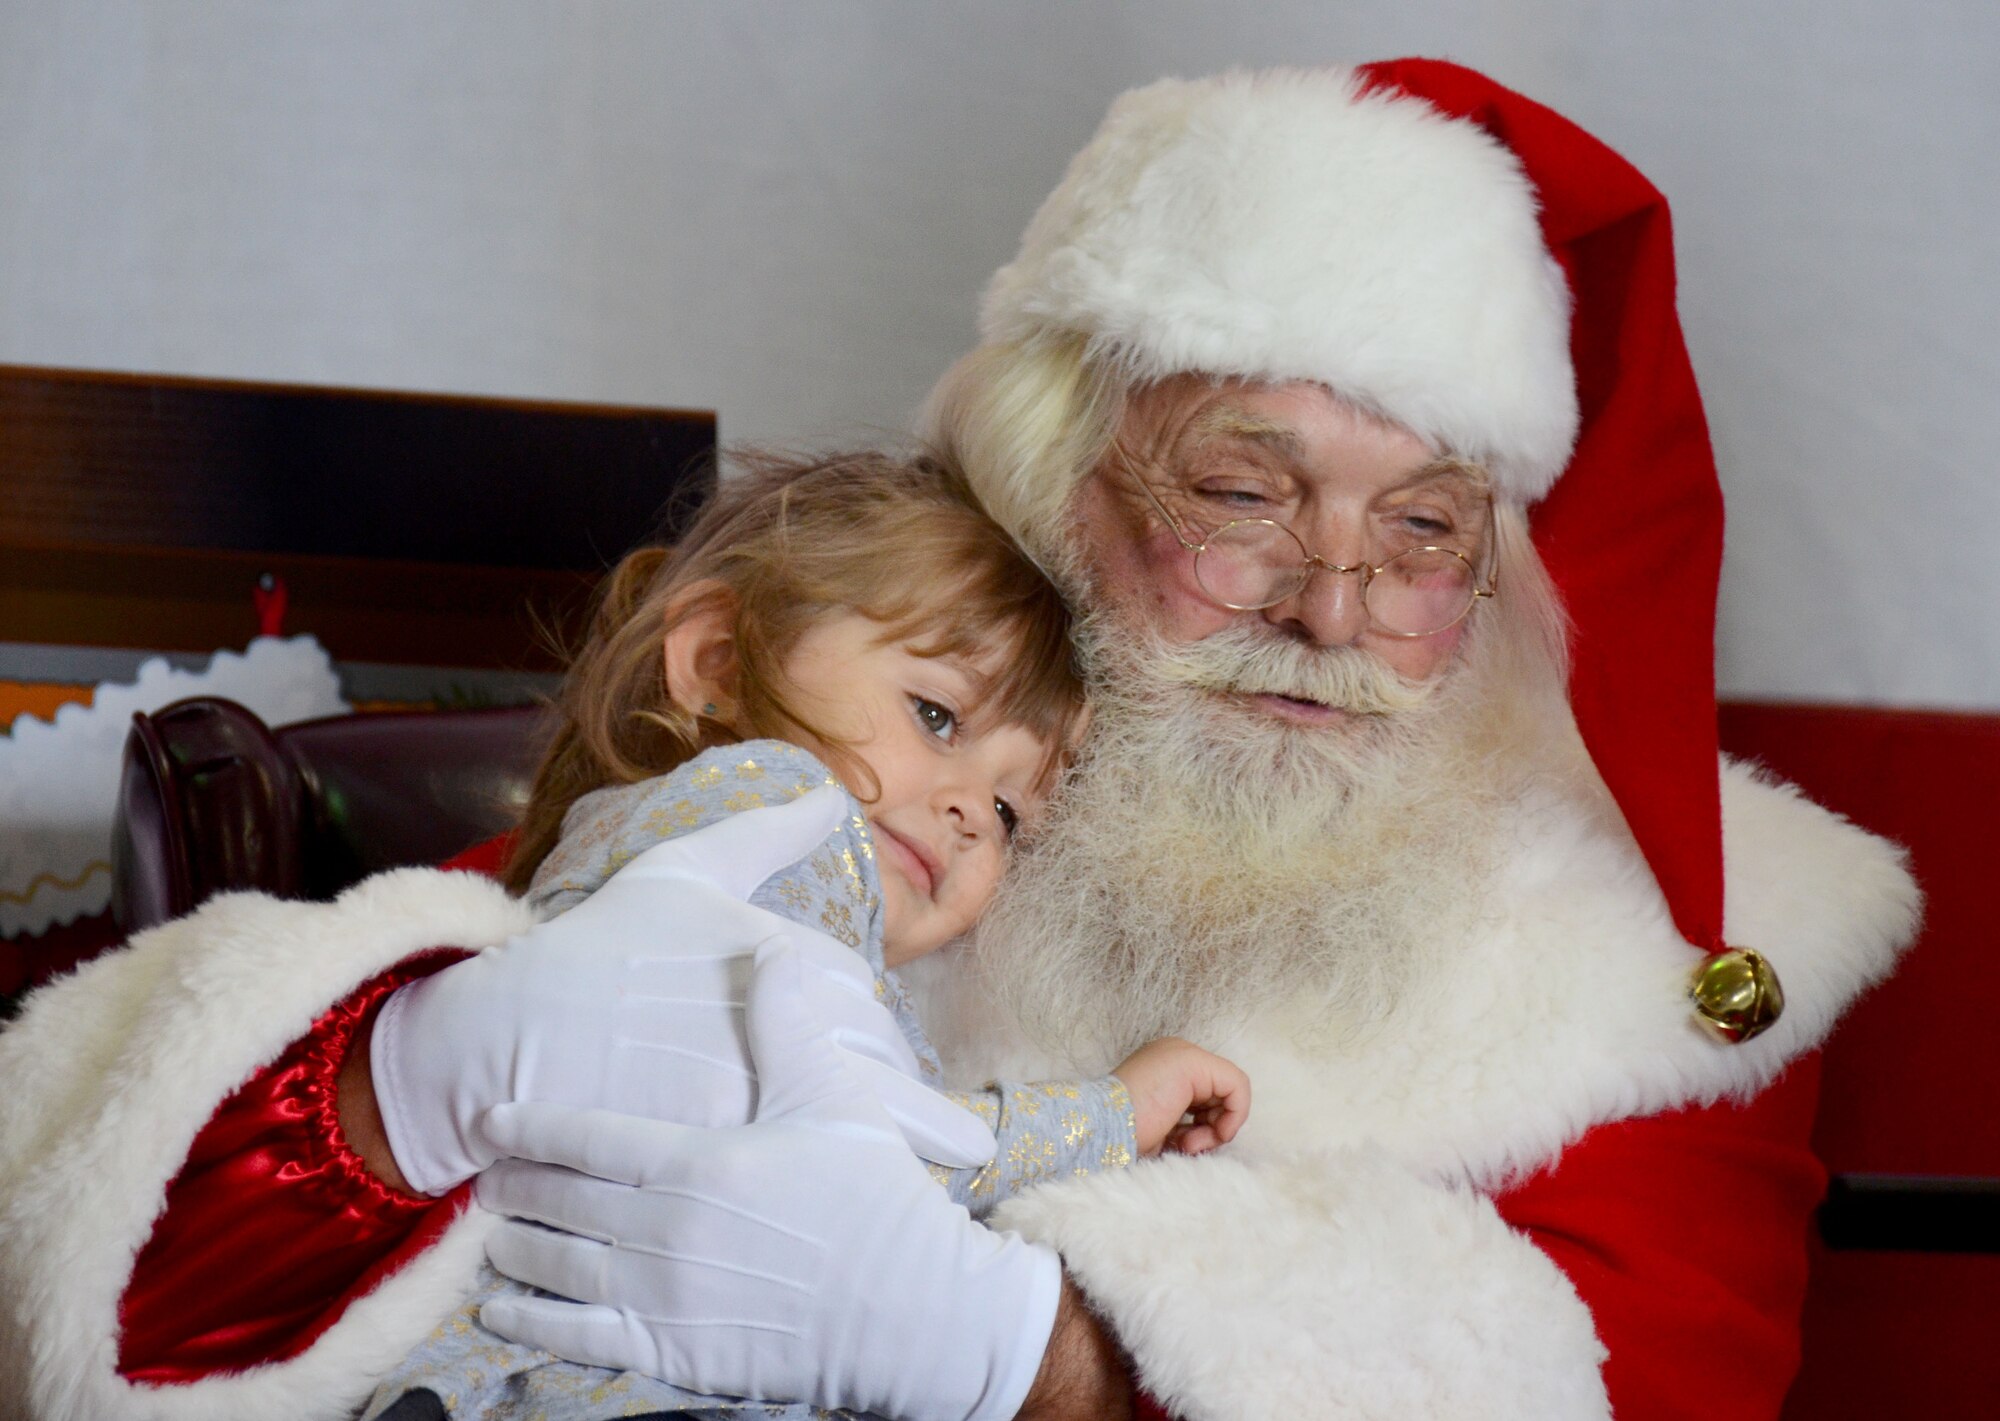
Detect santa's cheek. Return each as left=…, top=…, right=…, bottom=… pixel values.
left=1351, top=611, right=1473, bottom=682
left=1124, top=534, right=1240, bottom=639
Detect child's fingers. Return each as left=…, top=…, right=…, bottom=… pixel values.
left=1167, top=1064, right=1251, bottom=1154
left=1166, top=1119, right=1222, bottom=1154
left=1211, top=1066, right=1251, bottom=1142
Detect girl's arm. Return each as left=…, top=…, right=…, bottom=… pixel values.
left=936, top=1078, right=1139, bottom=1219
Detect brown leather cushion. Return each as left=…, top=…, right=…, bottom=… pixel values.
left=112, top=697, right=552, bottom=933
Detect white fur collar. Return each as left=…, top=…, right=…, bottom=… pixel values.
left=911, top=759, right=1919, bottom=1191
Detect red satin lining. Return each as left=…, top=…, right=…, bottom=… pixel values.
left=118, top=949, right=472, bottom=1383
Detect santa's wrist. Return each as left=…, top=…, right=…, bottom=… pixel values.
left=326, top=950, right=470, bottom=1200
left=334, top=1009, right=414, bottom=1195
left=952, top=1236, right=1065, bottom=1421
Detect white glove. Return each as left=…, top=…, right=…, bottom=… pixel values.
left=371, top=789, right=996, bottom=1195
left=477, top=941, right=1064, bottom=1421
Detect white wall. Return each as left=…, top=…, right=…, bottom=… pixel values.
left=3, top=0, right=1993, bottom=707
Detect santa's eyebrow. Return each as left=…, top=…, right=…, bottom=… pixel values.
left=1187, top=406, right=1306, bottom=460
left=1387, top=457, right=1492, bottom=502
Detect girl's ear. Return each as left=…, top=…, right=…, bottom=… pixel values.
left=662, top=581, right=741, bottom=726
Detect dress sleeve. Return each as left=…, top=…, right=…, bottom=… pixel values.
left=933, top=1078, right=1139, bottom=1220
left=1495, top=1055, right=1827, bottom=1421
left=117, top=950, right=472, bottom=1383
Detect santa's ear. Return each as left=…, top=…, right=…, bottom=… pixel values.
left=662, top=581, right=741, bottom=727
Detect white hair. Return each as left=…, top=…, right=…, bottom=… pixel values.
left=918, top=335, right=1126, bottom=566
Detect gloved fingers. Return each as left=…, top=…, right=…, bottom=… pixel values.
left=793, top=976, right=924, bottom=1078
left=552, top=872, right=773, bottom=963
left=846, top=1053, right=997, bottom=1168
left=482, top=1149, right=813, bottom=1291
left=600, top=889, right=890, bottom=1013
left=478, top=1293, right=663, bottom=1378
left=744, top=941, right=856, bottom=1124
left=613, top=916, right=905, bottom=1041
left=773, top=922, right=894, bottom=995
left=616, top=787, right=848, bottom=900
left=484, top=1215, right=614, bottom=1302
left=748, top=944, right=916, bottom=1144
left=481, top=1101, right=706, bottom=1190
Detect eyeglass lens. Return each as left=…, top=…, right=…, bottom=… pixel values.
left=1196, top=520, right=1477, bottom=634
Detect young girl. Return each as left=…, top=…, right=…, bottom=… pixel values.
left=364, top=449, right=1250, bottom=1421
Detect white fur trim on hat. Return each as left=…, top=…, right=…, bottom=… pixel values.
left=981, top=67, right=1579, bottom=501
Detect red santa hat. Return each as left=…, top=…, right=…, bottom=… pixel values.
left=983, top=60, right=1770, bottom=1032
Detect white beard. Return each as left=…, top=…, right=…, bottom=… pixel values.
left=960, top=612, right=1521, bottom=1074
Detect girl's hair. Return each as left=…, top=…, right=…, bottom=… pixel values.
left=505, top=447, right=1087, bottom=892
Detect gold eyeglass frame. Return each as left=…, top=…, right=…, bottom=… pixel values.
left=1125, top=467, right=1498, bottom=639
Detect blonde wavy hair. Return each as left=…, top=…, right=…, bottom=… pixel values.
left=506, top=448, right=1087, bottom=893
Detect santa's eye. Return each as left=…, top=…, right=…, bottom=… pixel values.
left=912, top=697, right=957, bottom=740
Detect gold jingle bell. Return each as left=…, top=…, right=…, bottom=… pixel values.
left=1690, top=948, right=1784, bottom=1044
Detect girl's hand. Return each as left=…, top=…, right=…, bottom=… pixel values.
left=1112, top=1037, right=1251, bottom=1156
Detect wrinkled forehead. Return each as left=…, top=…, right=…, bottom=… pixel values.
left=1114, top=376, right=1491, bottom=503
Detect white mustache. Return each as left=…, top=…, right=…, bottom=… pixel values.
left=1138, top=625, right=1437, bottom=717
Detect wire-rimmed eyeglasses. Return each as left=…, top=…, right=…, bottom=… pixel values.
left=1126, top=469, right=1498, bottom=638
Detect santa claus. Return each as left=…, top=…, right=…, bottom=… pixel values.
left=0, top=59, right=1917, bottom=1421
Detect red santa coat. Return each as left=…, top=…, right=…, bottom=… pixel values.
left=0, top=758, right=1916, bottom=1420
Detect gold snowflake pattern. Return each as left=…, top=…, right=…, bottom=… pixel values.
left=1006, top=1134, right=1058, bottom=1188
left=1100, top=1140, right=1133, bottom=1170
left=722, top=789, right=766, bottom=814
left=689, top=764, right=724, bottom=789
left=736, top=759, right=766, bottom=780
left=839, top=847, right=869, bottom=901
left=945, top=1090, right=1001, bottom=1123
left=1061, top=1109, right=1091, bottom=1147
left=820, top=900, right=860, bottom=949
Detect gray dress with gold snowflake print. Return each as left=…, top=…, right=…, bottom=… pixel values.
left=363, top=740, right=1135, bottom=1421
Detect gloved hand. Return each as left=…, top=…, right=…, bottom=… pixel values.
left=371, top=788, right=996, bottom=1195
left=477, top=941, right=1064, bottom=1421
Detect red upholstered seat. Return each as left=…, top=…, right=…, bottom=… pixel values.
left=111, top=697, right=550, bottom=935
left=1719, top=702, right=2000, bottom=1419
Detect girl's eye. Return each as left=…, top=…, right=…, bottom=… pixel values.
left=994, top=797, right=1020, bottom=837
left=912, top=697, right=957, bottom=740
